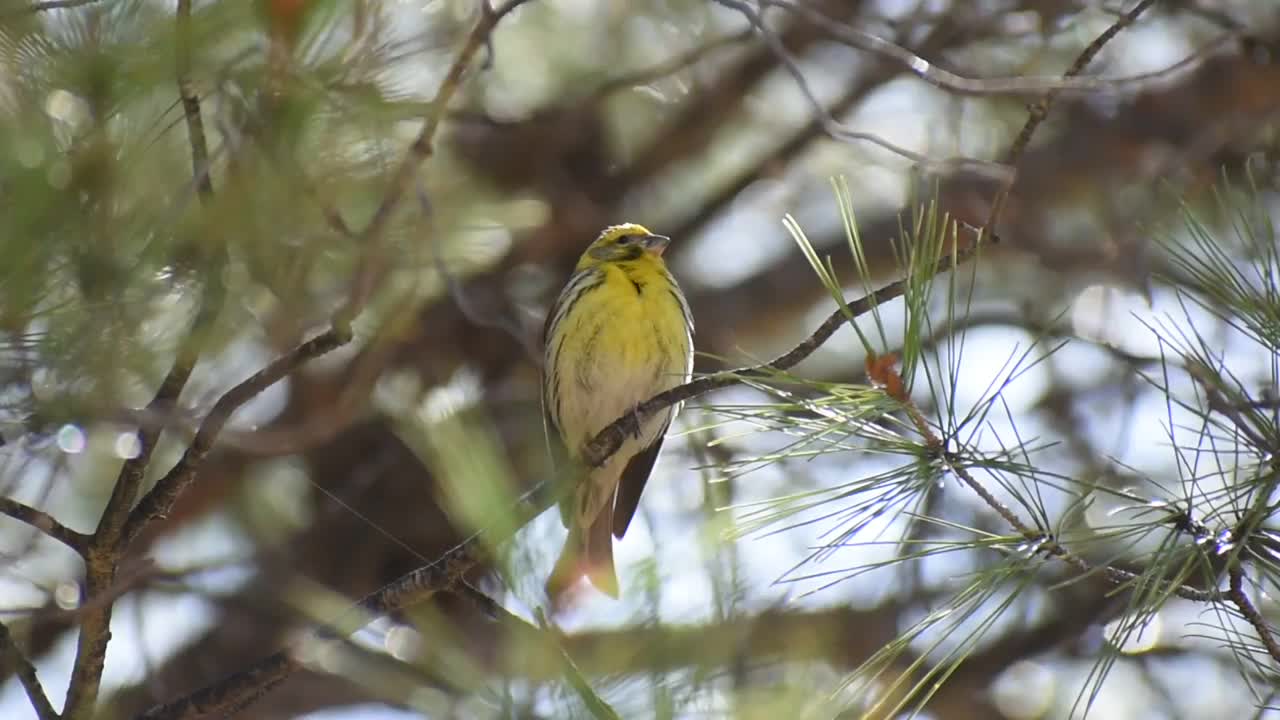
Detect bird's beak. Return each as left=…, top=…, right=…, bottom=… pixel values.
left=642, top=234, right=671, bottom=256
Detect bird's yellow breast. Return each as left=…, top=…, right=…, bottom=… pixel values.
left=552, top=259, right=692, bottom=450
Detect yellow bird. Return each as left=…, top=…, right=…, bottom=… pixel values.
left=542, top=223, right=694, bottom=600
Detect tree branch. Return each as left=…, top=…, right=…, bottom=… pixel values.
left=130, top=4, right=540, bottom=714
left=582, top=236, right=983, bottom=468
left=138, top=225, right=986, bottom=719
left=59, top=4, right=228, bottom=716
left=22, top=0, right=100, bottom=12
left=0, top=496, right=90, bottom=554
left=332, top=0, right=538, bottom=332
left=713, top=0, right=1013, bottom=182
left=0, top=620, right=59, bottom=720
left=763, top=0, right=1183, bottom=98
left=120, top=329, right=349, bottom=548
left=982, top=0, right=1158, bottom=240
left=1227, top=565, right=1280, bottom=666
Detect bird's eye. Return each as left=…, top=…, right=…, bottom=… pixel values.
left=617, top=235, right=634, bottom=245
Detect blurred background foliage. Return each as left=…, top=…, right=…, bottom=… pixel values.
left=1, top=0, right=1279, bottom=718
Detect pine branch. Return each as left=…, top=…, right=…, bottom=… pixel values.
left=582, top=236, right=983, bottom=467
left=139, top=221, right=987, bottom=718
left=1228, top=563, right=1280, bottom=665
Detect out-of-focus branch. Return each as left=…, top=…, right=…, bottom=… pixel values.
left=333, top=0, right=539, bottom=331
left=0, top=620, right=59, bottom=720
left=983, top=0, right=1158, bottom=239
left=614, top=0, right=864, bottom=193
left=764, top=0, right=1208, bottom=98
left=21, top=0, right=100, bottom=12
left=668, top=13, right=966, bottom=243
left=59, top=3, right=228, bottom=715
left=120, top=330, right=349, bottom=547
left=0, top=496, right=90, bottom=554
left=587, top=30, right=753, bottom=101
left=929, top=582, right=1121, bottom=716
left=714, top=0, right=1013, bottom=181
left=138, top=476, right=551, bottom=719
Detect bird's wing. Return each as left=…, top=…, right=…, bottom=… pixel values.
left=611, top=422, right=668, bottom=539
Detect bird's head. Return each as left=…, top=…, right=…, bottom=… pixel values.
left=578, top=223, right=671, bottom=267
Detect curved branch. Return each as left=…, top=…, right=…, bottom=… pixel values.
left=0, top=497, right=90, bottom=555
left=1227, top=565, right=1280, bottom=666
left=762, top=0, right=1204, bottom=98
left=333, top=0, right=539, bottom=330
left=0, top=621, right=58, bottom=720
left=982, top=0, right=1158, bottom=240
left=120, top=329, right=349, bottom=548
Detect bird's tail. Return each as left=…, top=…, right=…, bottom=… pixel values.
left=546, top=508, right=618, bottom=603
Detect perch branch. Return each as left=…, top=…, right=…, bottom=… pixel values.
left=582, top=238, right=982, bottom=467
left=140, top=228, right=985, bottom=719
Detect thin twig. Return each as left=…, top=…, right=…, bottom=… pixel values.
left=588, top=30, right=753, bottom=100
left=582, top=237, right=984, bottom=467
left=121, top=329, right=350, bottom=548
left=176, top=0, right=214, bottom=202
left=713, top=0, right=1014, bottom=182
left=1227, top=565, right=1280, bottom=665
left=763, top=0, right=1189, bottom=98
left=138, top=651, right=296, bottom=720
left=22, top=0, right=100, bottom=12
left=981, top=0, right=1159, bottom=241
left=0, top=620, right=59, bottom=720
left=420, top=184, right=541, bottom=364
left=0, top=496, right=90, bottom=554
left=332, top=0, right=538, bottom=332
